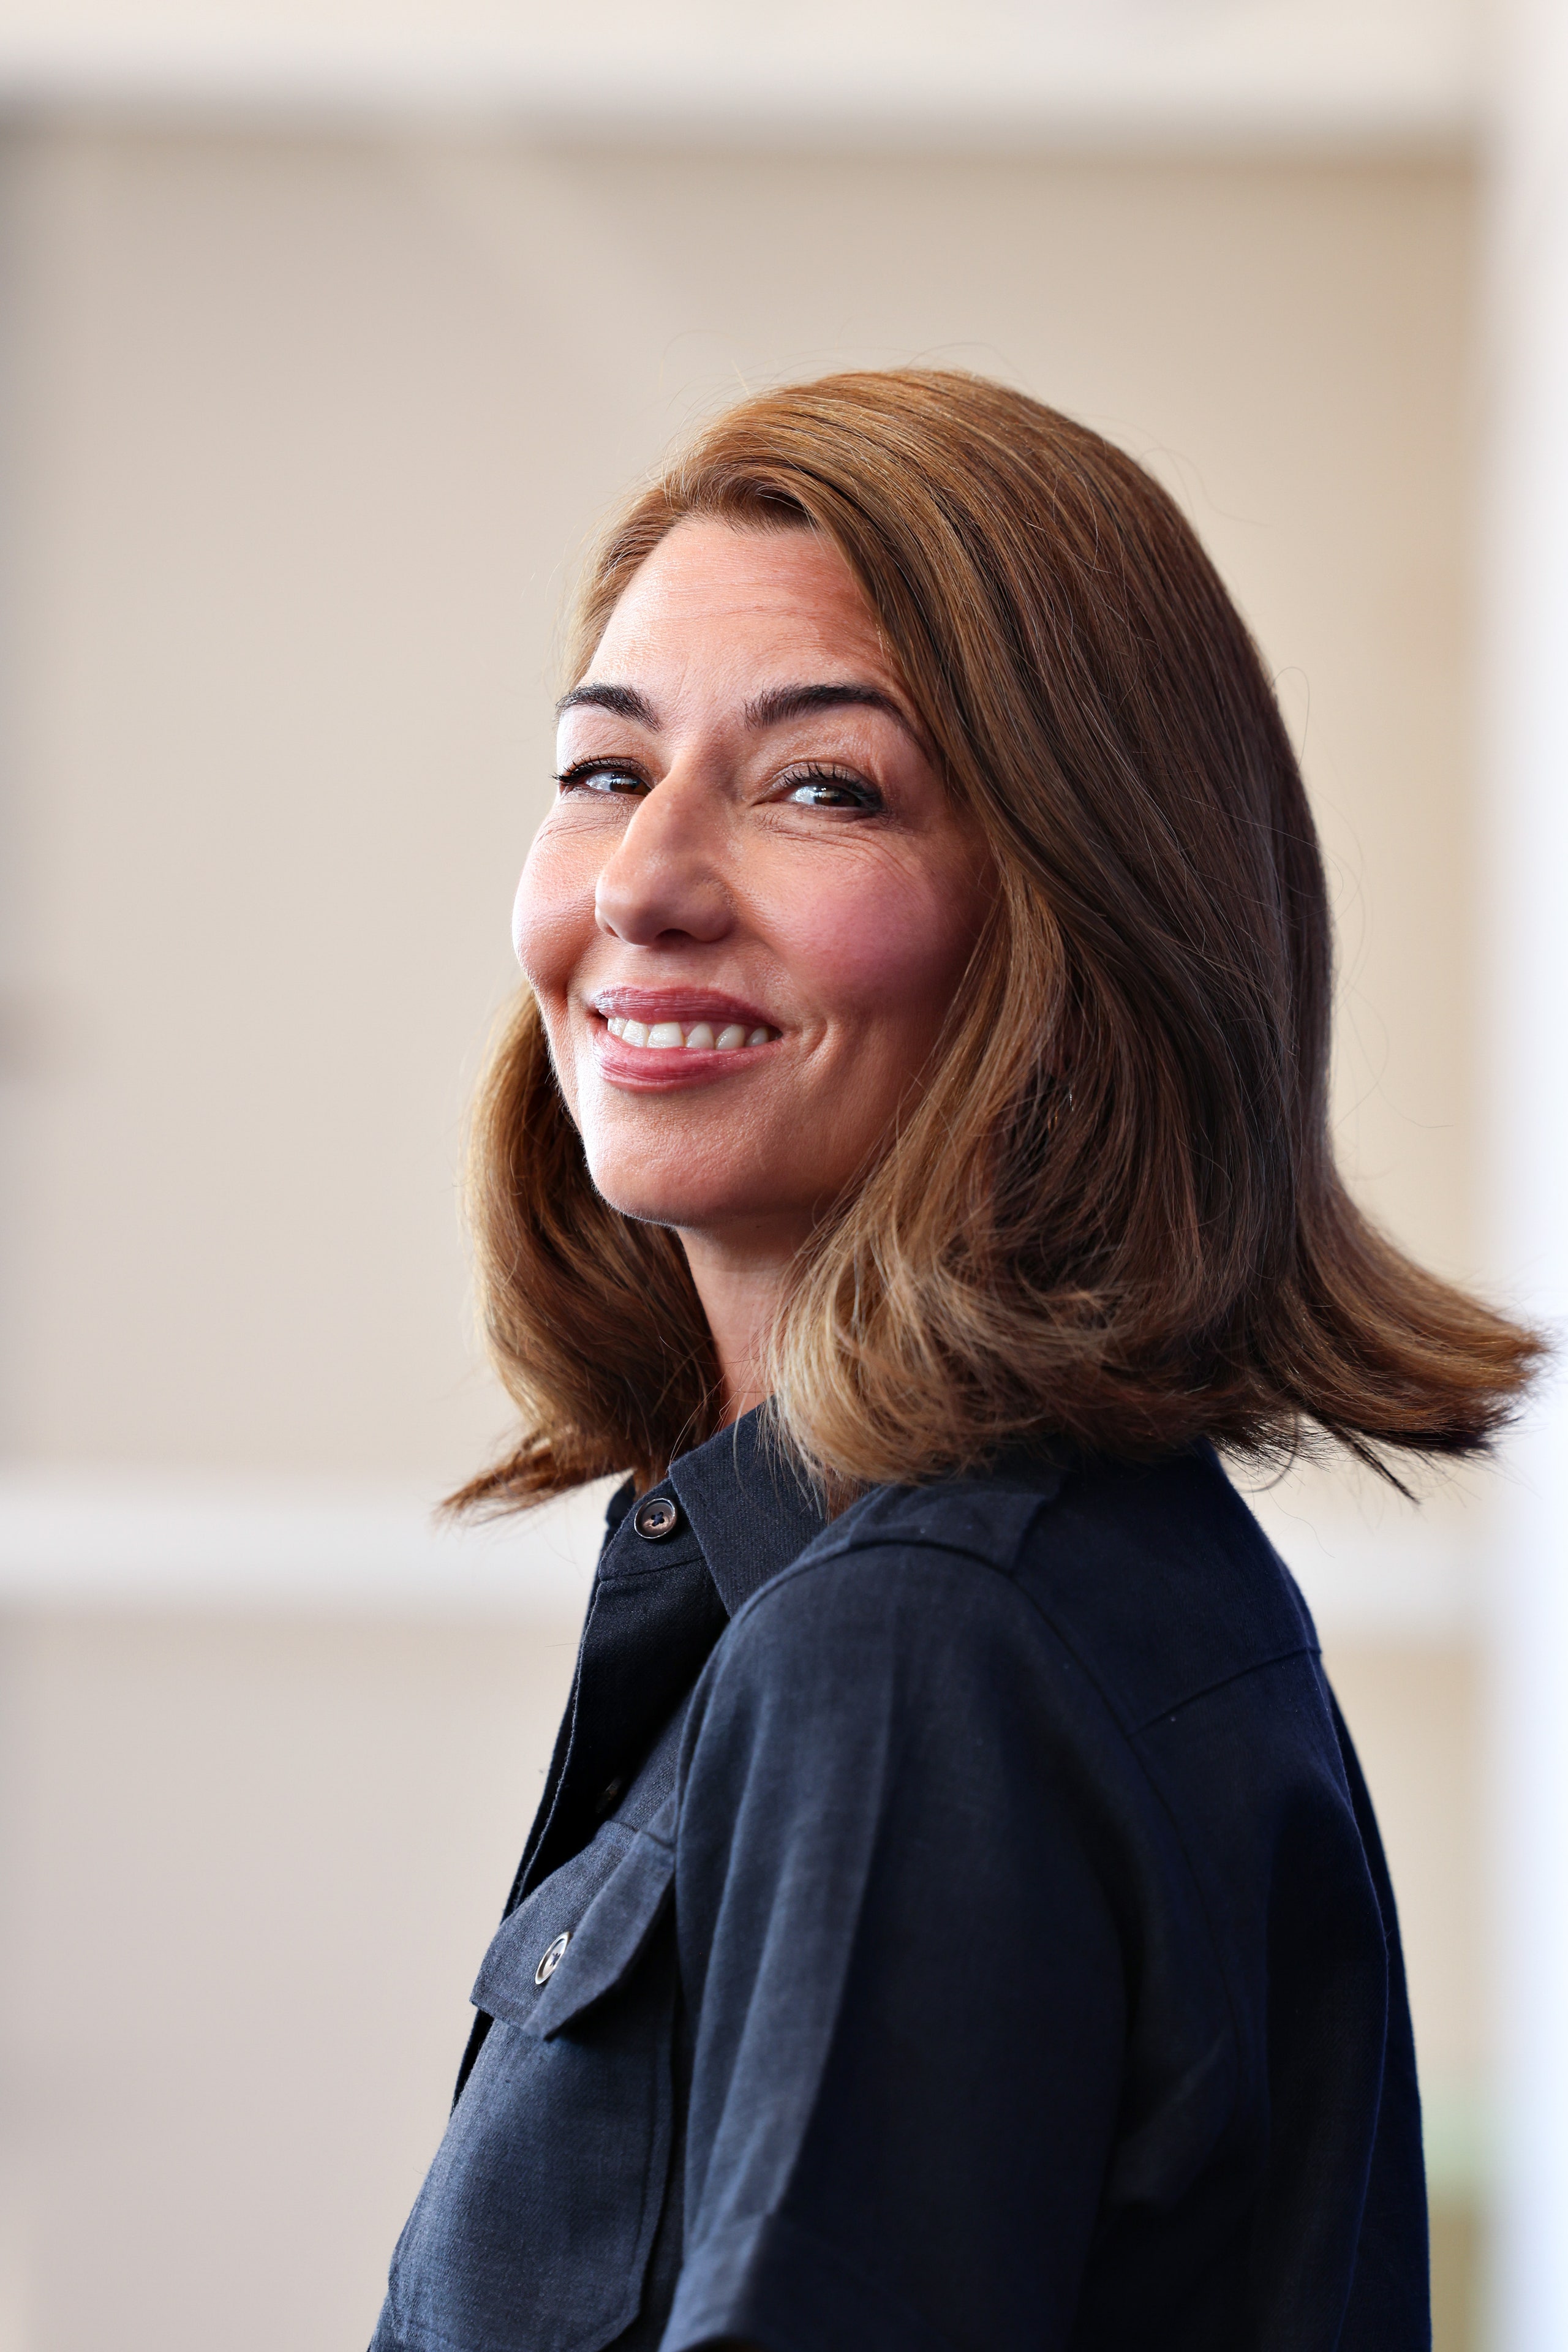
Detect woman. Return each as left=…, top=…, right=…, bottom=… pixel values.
left=370, top=371, right=1538, bottom=2352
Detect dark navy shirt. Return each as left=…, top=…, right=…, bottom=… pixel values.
left=370, top=1416, right=1429, bottom=2352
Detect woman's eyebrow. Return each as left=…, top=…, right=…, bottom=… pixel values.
left=556, top=683, right=658, bottom=725
left=555, top=677, right=922, bottom=744
left=744, top=681, right=919, bottom=739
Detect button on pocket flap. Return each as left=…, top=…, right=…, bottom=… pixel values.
left=471, top=1821, right=675, bottom=2041
left=529, top=1828, right=676, bottom=2040
left=472, top=1823, right=635, bottom=2030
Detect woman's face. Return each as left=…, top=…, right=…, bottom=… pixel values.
left=515, top=518, right=993, bottom=1259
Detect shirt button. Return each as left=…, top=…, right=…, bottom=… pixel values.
left=535, top=1931, right=570, bottom=1986
left=633, top=1494, right=680, bottom=1540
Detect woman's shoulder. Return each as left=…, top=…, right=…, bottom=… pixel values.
left=687, top=1446, right=1378, bottom=2048
left=712, top=1442, right=1324, bottom=1780
left=1004, top=1444, right=1321, bottom=1740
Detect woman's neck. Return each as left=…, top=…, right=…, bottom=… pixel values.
left=677, top=1223, right=807, bottom=1425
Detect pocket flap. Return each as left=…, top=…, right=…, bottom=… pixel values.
left=472, top=1810, right=676, bottom=2041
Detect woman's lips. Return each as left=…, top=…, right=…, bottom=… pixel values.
left=586, top=996, right=782, bottom=1088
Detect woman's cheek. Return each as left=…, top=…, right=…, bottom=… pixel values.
left=511, top=826, right=592, bottom=995
left=786, top=862, right=974, bottom=1027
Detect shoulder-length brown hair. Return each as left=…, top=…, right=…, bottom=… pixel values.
left=454, top=368, right=1540, bottom=1510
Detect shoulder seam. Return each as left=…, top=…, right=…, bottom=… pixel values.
left=1130, top=1641, right=1321, bottom=1737
left=796, top=1487, right=1057, bottom=1575
left=722, top=1512, right=1052, bottom=1638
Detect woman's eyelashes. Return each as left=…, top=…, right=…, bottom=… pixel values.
left=555, top=758, right=649, bottom=797
left=775, top=763, right=883, bottom=812
left=554, top=755, right=884, bottom=813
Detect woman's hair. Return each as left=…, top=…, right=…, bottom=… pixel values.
left=453, top=368, right=1542, bottom=1510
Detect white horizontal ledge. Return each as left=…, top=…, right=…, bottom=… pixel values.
left=0, top=1460, right=1483, bottom=1637
left=0, top=1464, right=611, bottom=1620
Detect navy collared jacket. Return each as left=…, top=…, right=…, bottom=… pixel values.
left=369, top=1418, right=1430, bottom=2352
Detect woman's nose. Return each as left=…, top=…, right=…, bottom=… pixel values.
left=594, top=775, right=733, bottom=947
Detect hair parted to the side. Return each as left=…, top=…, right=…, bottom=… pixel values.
left=451, top=368, right=1542, bottom=1512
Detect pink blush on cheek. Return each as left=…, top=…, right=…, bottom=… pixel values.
left=777, top=869, right=976, bottom=1038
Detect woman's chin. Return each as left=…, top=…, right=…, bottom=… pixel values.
left=587, top=1167, right=743, bottom=1233
left=586, top=1161, right=810, bottom=1252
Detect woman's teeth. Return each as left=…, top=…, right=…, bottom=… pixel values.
left=605, top=1016, right=775, bottom=1050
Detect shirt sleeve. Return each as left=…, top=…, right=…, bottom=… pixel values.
left=662, top=1540, right=1128, bottom=2352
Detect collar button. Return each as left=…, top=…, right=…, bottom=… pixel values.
left=633, top=1494, right=680, bottom=1541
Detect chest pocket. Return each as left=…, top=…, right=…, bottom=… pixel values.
left=381, top=1803, right=679, bottom=2352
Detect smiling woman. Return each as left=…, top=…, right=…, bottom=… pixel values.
left=516, top=521, right=992, bottom=1430
left=369, top=372, right=1540, bottom=2352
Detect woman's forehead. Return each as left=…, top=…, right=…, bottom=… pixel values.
left=586, top=518, right=883, bottom=679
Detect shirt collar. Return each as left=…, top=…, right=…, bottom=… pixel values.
left=665, top=1406, right=828, bottom=1618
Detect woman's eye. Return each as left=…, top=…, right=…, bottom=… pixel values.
left=556, top=761, right=647, bottom=797
left=781, top=771, right=880, bottom=810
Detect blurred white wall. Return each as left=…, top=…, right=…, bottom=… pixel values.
left=0, top=0, right=1483, bottom=139
left=0, top=120, right=1499, bottom=2351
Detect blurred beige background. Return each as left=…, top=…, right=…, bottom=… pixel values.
left=0, top=124, right=1492, bottom=2348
